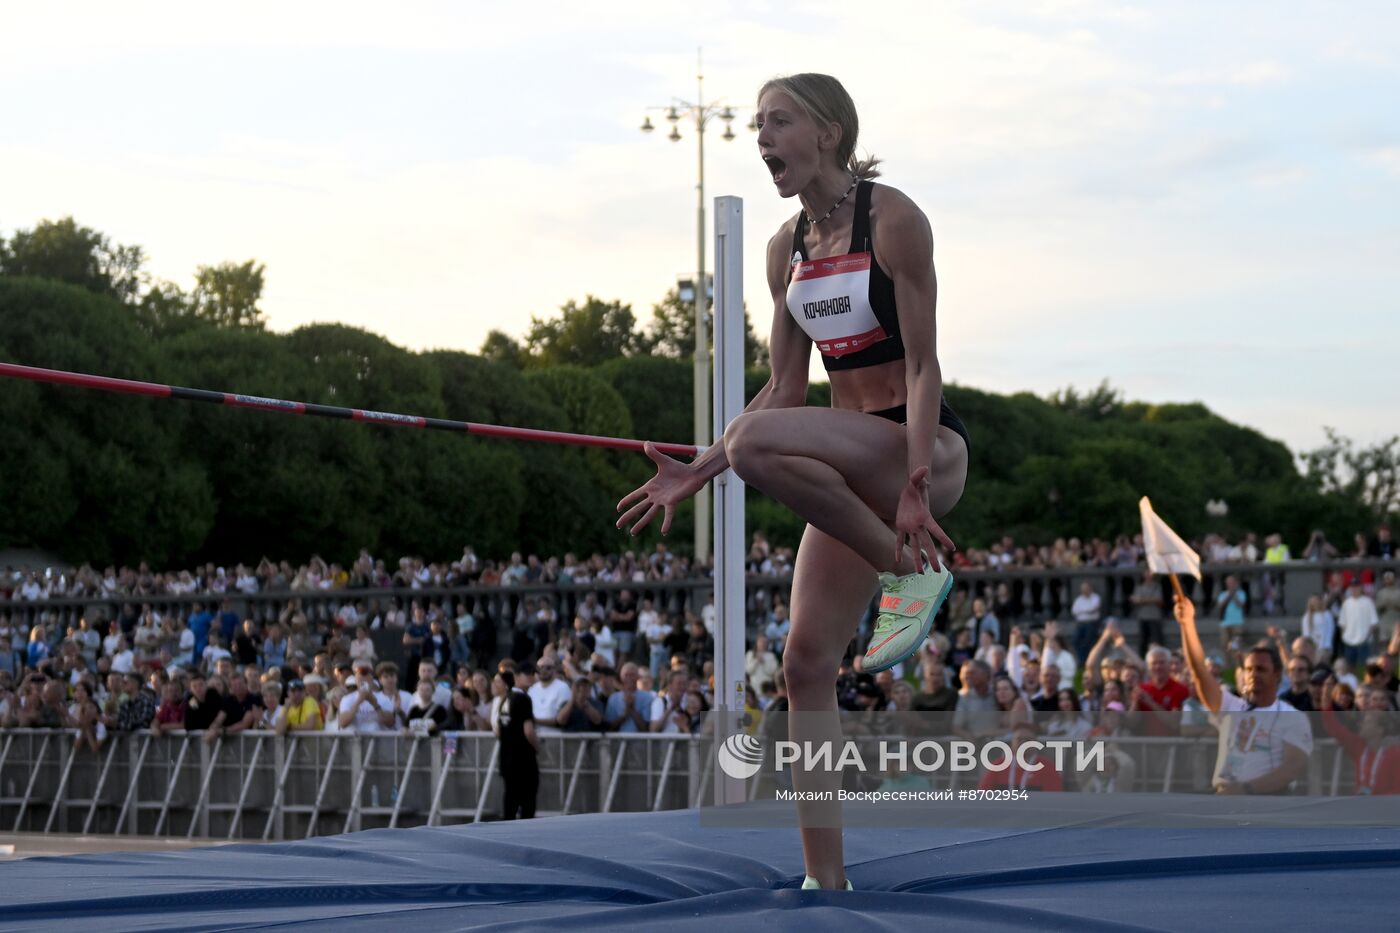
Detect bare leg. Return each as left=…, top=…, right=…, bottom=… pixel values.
left=725, top=408, right=966, bottom=574
left=785, top=525, right=880, bottom=890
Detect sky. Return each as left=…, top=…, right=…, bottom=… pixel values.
left=2, top=0, right=1396, bottom=456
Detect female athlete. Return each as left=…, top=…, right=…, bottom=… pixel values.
left=617, top=72, right=970, bottom=890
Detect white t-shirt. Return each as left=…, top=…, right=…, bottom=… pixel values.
left=110, top=649, right=135, bottom=674
left=592, top=625, right=616, bottom=667
left=339, top=689, right=390, bottom=732
left=1210, top=692, right=1313, bottom=785
left=650, top=693, right=686, bottom=734
left=377, top=689, right=415, bottom=730
left=1071, top=592, right=1102, bottom=623
left=528, top=678, right=572, bottom=722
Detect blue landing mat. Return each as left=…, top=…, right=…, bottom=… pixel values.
left=2, top=797, right=1398, bottom=931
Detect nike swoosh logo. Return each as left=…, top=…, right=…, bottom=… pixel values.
left=866, top=624, right=912, bottom=657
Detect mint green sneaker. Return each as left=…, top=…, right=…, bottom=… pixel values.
left=863, top=557, right=954, bottom=673
left=801, top=875, right=854, bottom=891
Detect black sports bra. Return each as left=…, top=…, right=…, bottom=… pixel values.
left=785, top=180, right=904, bottom=372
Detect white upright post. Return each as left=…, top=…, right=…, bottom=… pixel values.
left=712, top=195, right=747, bottom=805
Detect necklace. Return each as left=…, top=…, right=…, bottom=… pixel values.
left=805, top=175, right=858, bottom=226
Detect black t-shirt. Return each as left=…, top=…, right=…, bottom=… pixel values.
left=497, top=690, right=537, bottom=774
left=184, top=689, right=224, bottom=730
left=1280, top=688, right=1314, bottom=712
left=407, top=702, right=448, bottom=734
left=221, top=690, right=263, bottom=727
left=610, top=599, right=638, bottom=634
left=1031, top=695, right=1059, bottom=713
left=232, top=634, right=259, bottom=666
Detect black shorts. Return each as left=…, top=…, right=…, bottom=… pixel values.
left=867, top=399, right=971, bottom=456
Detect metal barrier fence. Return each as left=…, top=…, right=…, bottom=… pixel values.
left=0, top=727, right=1369, bottom=840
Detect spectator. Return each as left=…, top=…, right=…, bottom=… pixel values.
left=764, top=605, right=791, bottom=656
left=1175, top=596, right=1312, bottom=794
left=150, top=680, right=186, bottom=737
left=262, top=623, right=288, bottom=670
left=349, top=625, right=376, bottom=668
left=337, top=660, right=392, bottom=732
left=416, top=660, right=453, bottom=708
left=445, top=685, right=486, bottom=731
left=1071, top=582, right=1103, bottom=661
left=1369, top=524, right=1397, bottom=560
left=182, top=672, right=222, bottom=733
left=1303, top=529, right=1339, bottom=562
left=556, top=676, right=605, bottom=732
left=302, top=673, right=331, bottom=727
left=276, top=679, right=323, bottom=734
left=402, top=604, right=429, bottom=689
left=1129, top=570, right=1166, bottom=654
left=640, top=600, right=669, bottom=678
left=650, top=669, right=692, bottom=734
left=977, top=721, right=1062, bottom=792
left=993, top=675, right=1032, bottom=732
left=70, top=617, right=99, bottom=668
left=1029, top=663, right=1061, bottom=713
left=1376, top=571, right=1400, bottom=640
left=609, top=589, right=638, bottom=664
left=1300, top=595, right=1337, bottom=662
left=1279, top=657, right=1316, bottom=712
left=952, top=660, right=1000, bottom=741
left=258, top=684, right=284, bottom=730
left=1130, top=646, right=1191, bottom=735
left=527, top=659, right=572, bottom=729
left=1215, top=575, right=1248, bottom=637
left=605, top=662, right=655, bottom=734
left=67, top=681, right=105, bottom=753
left=1337, top=581, right=1379, bottom=669
left=26, top=625, right=51, bottom=670
left=746, top=635, right=779, bottom=691
left=912, top=654, right=957, bottom=712
left=207, top=670, right=262, bottom=743
left=375, top=662, right=414, bottom=731
left=1040, top=622, right=1077, bottom=690
left=491, top=669, right=539, bottom=819
left=186, top=602, right=213, bottom=668
left=1044, top=689, right=1091, bottom=742
left=967, top=598, right=1000, bottom=648
left=406, top=676, right=448, bottom=736
left=116, top=672, right=158, bottom=731
left=1320, top=687, right=1400, bottom=794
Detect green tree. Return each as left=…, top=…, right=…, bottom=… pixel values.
left=0, top=217, right=146, bottom=303
left=191, top=259, right=267, bottom=329
left=0, top=277, right=213, bottom=564
left=647, top=286, right=768, bottom=368
left=525, top=296, right=642, bottom=368
left=1301, top=428, right=1400, bottom=523
left=479, top=329, right=528, bottom=370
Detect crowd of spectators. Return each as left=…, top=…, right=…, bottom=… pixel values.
left=0, top=525, right=1396, bottom=800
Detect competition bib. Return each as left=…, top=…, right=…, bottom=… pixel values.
left=787, top=251, right=888, bottom=357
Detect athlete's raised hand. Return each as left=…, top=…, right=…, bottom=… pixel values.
left=893, top=466, right=955, bottom=573
left=615, top=442, right=705, bottom=537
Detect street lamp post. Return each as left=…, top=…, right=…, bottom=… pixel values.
left=641, top=53, right=742, bottom=563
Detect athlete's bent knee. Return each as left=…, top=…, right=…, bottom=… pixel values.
left=782, top=638, right=840, bottom=701
left=724, top=411, right=773, bottom=483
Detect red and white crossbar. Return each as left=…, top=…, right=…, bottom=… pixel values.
left=0, top=361, right=701, bottom=457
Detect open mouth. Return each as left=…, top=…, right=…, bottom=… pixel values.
left=763, top=155, right=787, bottom=184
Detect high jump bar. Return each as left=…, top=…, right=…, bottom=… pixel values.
left=0, top=361, right=703, bottom=458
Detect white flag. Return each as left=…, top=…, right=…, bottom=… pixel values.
left=1139, top=497, right=1202, bottom=580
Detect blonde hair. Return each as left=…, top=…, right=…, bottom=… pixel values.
left=757, top=73, right=881, bottom=179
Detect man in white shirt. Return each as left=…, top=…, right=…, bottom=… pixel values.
left=1337, top=582, right=1380, bottom=670
left=337, top=659, right=394, bottom=732
left=1071, top=582, right=1104, bottom=662
left=527, top=659, right=572, bottom=730
left=650, top=669, right=691, bottom=734
left=1174, top=595, right=1311, bottom=794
